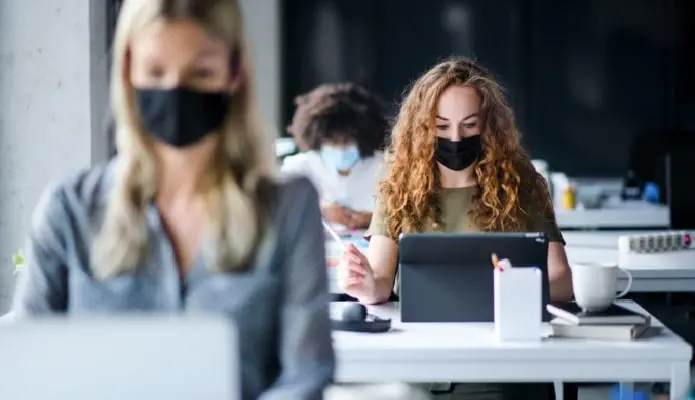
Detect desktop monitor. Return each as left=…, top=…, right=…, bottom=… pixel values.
left=667, top=144, right=695, bottom=229
left=0, top=314, right=239, bottom=400
left=625, top=130, right=695, bottom=217
left=624, top=132, right=669, bottom=203
left=398, top=233, right=551, bottom=323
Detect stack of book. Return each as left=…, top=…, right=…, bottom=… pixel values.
left=547, top=302, right=654, bottom=341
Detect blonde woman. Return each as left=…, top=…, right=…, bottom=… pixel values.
left=12, top=0, right=334, bottom=398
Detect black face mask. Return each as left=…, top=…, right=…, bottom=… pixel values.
left=435, top=135, right=482, bottom=171
left=135, top=87, right=231, bottom=148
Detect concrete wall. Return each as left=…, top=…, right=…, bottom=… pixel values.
left=0, top=0, right=281, bottom=312
left=0, top=0, right=109, bottom=312
left=240, top=0, right=282, bottom=138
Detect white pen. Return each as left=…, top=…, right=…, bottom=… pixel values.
left=321, top=220, right=347, bottom=250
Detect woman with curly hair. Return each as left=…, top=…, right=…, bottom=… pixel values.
left=337, top=58, right=572, bottom=398
left=282, top=83, right=388, bottom=229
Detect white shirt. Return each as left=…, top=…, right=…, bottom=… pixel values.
left=281, top=150, right=384, bottom=213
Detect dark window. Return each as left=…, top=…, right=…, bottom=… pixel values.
left=282, top=0, right=691, bottom=177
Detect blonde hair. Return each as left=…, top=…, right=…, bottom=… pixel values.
left=92, top=0, right=276, bottom=279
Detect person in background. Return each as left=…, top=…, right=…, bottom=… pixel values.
left=12, top=0, right=334, bottom=398
left=337, top=58, right=572, bottom=399
left=282, top=83, right=388, bottom=229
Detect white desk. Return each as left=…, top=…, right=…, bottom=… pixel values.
left=327, top=231, right=695, bottom=294
left=332, top=301, right=692, bottom=400
left=564, top=231, right=695, bottom=292
left=565, top=247, right=695, bottom=292
left=555, top=205, right=669, bottom=229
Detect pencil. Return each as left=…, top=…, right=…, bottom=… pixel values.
left=322, top=220, right=347, bottom=250
left=491, top=253, right=504, bottom=271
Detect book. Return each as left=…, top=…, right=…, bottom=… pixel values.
left=550, top=318, right=653, bottom=341
left=546, top=302, right=649, bottom=325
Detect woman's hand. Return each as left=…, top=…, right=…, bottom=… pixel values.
left=346, top=211, right=372, bottom=230
left=320, top=200, right=353, bottom=227
left=337, top=243, right=376, bottom=301
left=321, top=200, right=372, bottom=229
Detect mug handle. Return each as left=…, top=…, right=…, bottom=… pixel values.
left=616, top=267, right=633, bottom=298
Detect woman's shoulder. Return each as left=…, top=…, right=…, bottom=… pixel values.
left=366, top=150, right=385, bottom=161
left=272, top=174, right=319, bottom=209
left=260, top=175, right=321, bottom=239
left=39, top=159, right=116, bottom=216
left=280, top=151, right=322, bottom=173
left=353, top=151, right=386, bottom=180
left=29, top=159, right=116, bottom=248
left=359, top=151, right=385, bottom=167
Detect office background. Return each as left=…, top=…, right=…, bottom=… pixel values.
left=283, top=0, right=695, bottom=177
left=0, top=0, right=693, bottom=312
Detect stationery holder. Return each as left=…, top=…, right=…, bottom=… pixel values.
left=494, top=266, right=542, bottom=342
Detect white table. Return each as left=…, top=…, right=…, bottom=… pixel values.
left=566, top=247, right=695, bottom=292
left=332, top=301, right=692, bottom=400
left=327, top=230, right=695, bottom=294
left=555, top=205, right=669, bottom=229
left=564, top=231, right=695, bottom=292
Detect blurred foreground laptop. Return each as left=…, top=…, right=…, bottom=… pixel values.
left=0, top=314, right=239, bottom=400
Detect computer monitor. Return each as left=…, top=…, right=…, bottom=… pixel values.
left=667, top=137, right=695, bottom=229
left=0, top=314, right=239, bottom=400
left=624, top=131, right=695, bottom=212
left=399, top=233, right=550, bottom=323
left=624, top=132, right=669, bottom=203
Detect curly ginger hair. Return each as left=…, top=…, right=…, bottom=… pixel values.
left=380, top=58, right=553, bottom=238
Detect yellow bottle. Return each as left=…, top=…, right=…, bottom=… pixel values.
left=562, top=185, right=576, bottom=210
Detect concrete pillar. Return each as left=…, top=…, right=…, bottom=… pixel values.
left=0, top=0, right=110, bottom=312
left=239, top=0, right=282, bottom=137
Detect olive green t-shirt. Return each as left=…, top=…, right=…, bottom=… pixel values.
left=368, top=186, right=564, bottom=243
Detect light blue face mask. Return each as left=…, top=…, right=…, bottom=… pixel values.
left=320, top=145, right=361, bottom=171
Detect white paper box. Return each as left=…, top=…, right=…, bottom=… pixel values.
left=494, top=267, right=542, bottom=342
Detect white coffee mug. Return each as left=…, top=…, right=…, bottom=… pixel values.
left=571, top=262, right=633, bottom=311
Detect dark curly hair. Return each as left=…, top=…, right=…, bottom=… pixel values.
left=287, top=83, right=389, bottom=157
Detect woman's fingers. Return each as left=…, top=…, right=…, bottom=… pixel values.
left=346, top=243, right=365, bottom=258
left=345, top=262, right=366, bottom=277
left=344, top=277, right=364, bottom=288
left=343, top=251, right=363, bottom=266
left=347, top=243, right=370, bottom=266
left=339, top=244, right=373, bottom=291
left=339, top=269, right=364, bottom=290
left=343, top=248, right=372, bottom=277
left=347, top=212, right=365, bottom=226
left=339, top=253, right=367, bottom=276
